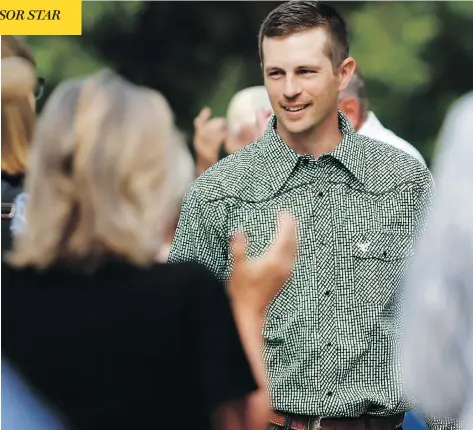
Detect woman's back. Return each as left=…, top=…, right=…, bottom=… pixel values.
left=2, top=261, right=257, bottom=430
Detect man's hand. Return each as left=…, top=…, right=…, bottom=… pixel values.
left=193, top=107, right=227, bottom=175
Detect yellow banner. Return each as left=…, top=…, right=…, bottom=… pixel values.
left=0, top=0, right=82, bottom=35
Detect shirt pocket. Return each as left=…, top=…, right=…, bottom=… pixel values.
left=350, top=230, right=414, bottom=306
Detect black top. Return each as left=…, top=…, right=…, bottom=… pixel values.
left=2, top=261, right=257, bottom=430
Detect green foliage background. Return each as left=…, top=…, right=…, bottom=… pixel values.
left=24, top=1, right=473, bottom=166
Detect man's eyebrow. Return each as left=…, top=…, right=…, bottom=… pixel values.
left=264, top=66, right=282, bottom=72
left=296, top=64, right=322, bottom=70
left=264, top=64, right=323, bottom=73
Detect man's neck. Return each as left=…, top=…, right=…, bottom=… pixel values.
left=277, top=110, right=342, bottom=159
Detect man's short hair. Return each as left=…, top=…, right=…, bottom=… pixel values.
left=226, top=86, right=272, bottom=136
left=339, top=67, right=368, bottom=116
left=258, top=1, right=349, bottom=70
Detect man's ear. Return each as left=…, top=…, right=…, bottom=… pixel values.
left=338, top=57, right=356, bottom=93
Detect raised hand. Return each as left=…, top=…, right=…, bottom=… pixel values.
left=228, top=211, right=298, bottom=314
left=193, top=107, right=227, bottom=175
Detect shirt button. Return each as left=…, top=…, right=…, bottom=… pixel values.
left=324, top=290, right=331, bottom=296
left=327, top=342, right=332, bottom=347
left=326, top=391, right=333, bottom=396
left=318, top=191, right=324, bottom=198
left=301, top=157, right=310, bottom=165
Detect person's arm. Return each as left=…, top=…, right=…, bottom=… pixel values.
left=221, top=212, right=297, bottom=430
left=191, top=212, right=298, bottom=430
left=227, top=212, right=297, bottom=388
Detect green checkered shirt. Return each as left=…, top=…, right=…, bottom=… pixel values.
left=169, top=112, right=456, bottom=429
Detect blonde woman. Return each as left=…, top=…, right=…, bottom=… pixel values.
left=2, top=70, right=298, bottom=430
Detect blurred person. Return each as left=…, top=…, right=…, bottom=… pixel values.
left=1, top=36, right=44, bottom=254
left=169, top=2, right=454, bottom=430
left=193, top=86, right=272, bottom=175
left=402, top=92, right=473, bottom=429
left=1, top=46, right=67, bottom=430
left=2, top=69, right=299, bottom=430
left=225, top=86, right=273, bottom=153
left=338, top=67, right=425, bottom=165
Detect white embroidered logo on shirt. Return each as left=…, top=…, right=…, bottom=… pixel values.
left=357, top=242, right=370, bottom=253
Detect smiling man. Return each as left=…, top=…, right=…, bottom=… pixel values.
left=169, top=2, right=442, bottom=430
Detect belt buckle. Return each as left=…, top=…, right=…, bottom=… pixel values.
left=308, top=416, right=322, bottom=430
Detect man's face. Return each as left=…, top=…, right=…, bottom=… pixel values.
left=262, top=28, right=342, bottom=138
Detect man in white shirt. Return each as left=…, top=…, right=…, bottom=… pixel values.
left=338, top=68, right=426, bottom=165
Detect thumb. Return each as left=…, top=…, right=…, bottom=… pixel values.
left=194, top=106, right=212, bottom=128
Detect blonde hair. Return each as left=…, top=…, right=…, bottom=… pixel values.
left=1, top=36, right=36, bottom=175
left=11, top=69, right=187, bottom=270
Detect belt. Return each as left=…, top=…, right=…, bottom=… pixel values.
left=270, top=411, right=405, bottom=430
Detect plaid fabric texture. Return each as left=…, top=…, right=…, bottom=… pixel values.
left=169, top=112, right=458, bottom=430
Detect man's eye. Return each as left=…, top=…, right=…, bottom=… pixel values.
left=269, top=71, right=282, bottom=76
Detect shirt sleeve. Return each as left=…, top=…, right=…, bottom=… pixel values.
left=168, top=185, right=229, bottom=282
left=402, top=93, right=473, bottom=427
left=186, top=263, right=259, bottom=412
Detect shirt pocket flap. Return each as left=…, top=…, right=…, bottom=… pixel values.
left=351, top=230, right=414, bottom=261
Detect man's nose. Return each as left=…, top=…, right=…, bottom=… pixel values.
left=283, top=76, right=302, bottom=99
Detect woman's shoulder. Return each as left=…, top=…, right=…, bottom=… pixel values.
left=2, top=260, right=223, bottom=294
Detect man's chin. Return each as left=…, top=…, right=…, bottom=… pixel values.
left=285, top=122, right=312, bottom=136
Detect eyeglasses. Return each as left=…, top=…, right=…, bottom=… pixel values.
left=35, top=77, right=45, bottom=101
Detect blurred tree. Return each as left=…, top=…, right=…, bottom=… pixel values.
left=23, top=1, right=473, bottom=166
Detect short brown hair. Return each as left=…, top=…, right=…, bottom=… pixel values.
left=1, top=36, right=36, bottom=175
left=258, top=1, right=349, bottom=70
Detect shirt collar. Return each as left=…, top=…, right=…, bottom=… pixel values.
left=259, top=110, right=365, bottom=195
left=327, top=111, right=365, bottom=184
left=259, top=116, right=301, bottom=195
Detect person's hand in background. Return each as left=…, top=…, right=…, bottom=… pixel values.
left=193, top=107, right=227, bottom=175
